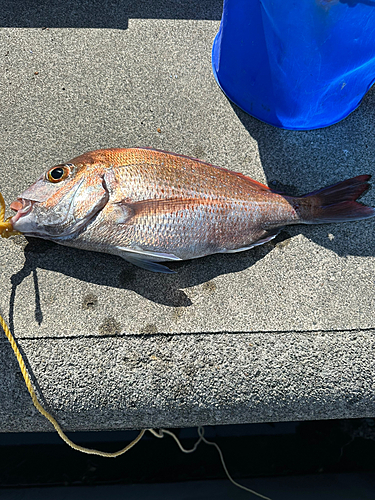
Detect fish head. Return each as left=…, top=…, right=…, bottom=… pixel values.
left=10, top=162, right=108, bottom=239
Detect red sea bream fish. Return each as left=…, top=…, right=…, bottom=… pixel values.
left=9, top=148, right=375, bottom=273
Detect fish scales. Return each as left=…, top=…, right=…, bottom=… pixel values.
left=8, top=148, right=375, bottom=273
left=95, top=149, right=267, bottom=202
left=70, top=149, right=293, bottom=258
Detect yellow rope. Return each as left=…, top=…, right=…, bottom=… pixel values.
left=0, top=313, right=146, bottom=456
left=0, top=191, right=145, bottom=456
left=0, top=192, right=4, bottom=221
left=150, top=427, right=272, bottom=500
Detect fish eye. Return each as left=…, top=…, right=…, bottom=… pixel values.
left=46, top=165, right=70, bottom=183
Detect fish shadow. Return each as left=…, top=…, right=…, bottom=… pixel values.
left=9, top=190, right=370, bottom=315
left=10, top=231, right=291, bottom=310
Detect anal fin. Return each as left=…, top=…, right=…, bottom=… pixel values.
left=219, top=229, right=280, bottom=254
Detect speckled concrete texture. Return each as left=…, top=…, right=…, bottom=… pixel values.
left=0, top=0, right=374, bottom=432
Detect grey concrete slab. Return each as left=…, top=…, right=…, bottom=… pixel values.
left=0, top=1, right=374, bottom=432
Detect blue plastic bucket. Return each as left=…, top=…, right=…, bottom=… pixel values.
left=212, top=0, right=375, bottom=130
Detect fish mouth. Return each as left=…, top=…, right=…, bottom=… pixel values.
left=10, top=199, right=34, bottom=225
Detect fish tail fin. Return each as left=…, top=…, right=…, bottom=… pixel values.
left=294, top=175, right=375, bottom=224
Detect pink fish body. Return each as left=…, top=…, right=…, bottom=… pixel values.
left=10, top=148, right=375, bottom=273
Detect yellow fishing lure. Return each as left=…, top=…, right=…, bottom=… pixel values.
left=0, top=192, right=20, bottom=238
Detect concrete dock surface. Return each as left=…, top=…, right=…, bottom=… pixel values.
left=0, top=0, right=374, bottom=432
